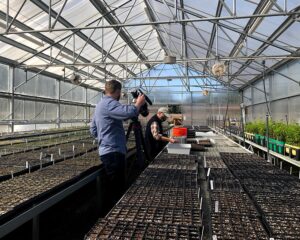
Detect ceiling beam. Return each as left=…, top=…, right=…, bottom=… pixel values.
left=152, top=0, right=295, bottom=54
left=0, top=56, right=101, bottom=92
left=0, top=11, right=116, bottom=79
left=227, top=0, right=271, bottom=60
left=206, top=0, right=222, bottom=60
left=229, top=5, right=300, bottom=83
left=90, top=0, right=152, bottom=69
left=30, top=0, right=135, bottom=77
left=0, top=35, right=106, bottom=86
left=239, top=49, right=300, bottom=90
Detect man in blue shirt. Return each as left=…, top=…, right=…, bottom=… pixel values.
left=90, top=80, right=145, bottom=208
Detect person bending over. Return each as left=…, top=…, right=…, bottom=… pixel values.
left=145, top=107, right=176, bottom=160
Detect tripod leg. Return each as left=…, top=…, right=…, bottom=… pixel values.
left=139, top=129, right=150, bottom=162
left=126, top=122, right=133, bottom=140
left=133, top=123, right=145, bottom=170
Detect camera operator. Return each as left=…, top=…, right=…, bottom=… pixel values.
left=145, top=107, right=176, bottom=160
left=90, top=80, right=145, bottom=209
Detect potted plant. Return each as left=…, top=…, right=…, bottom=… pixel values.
left=285, top=124, right=300, bottom=160
left=245, top=122, right=256, bottom=141
left=255, top=120, right=267, bottom=146
left=272, top=122, right=286, bottom=154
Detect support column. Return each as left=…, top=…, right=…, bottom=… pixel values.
left=280, top=161, right=283, bottom=170
left=32, top=214, right=40, bottom=240
left=85, top=87, right=88, bottom=126
left=57, top=78, right=61, bottom=129
left=9, top=66, right=15, bottom=133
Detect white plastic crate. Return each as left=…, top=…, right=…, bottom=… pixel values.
left=167, top=143, right=191, bottom=155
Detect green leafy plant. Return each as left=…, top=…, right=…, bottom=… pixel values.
left=256, top=120, right=266, bottom=136
left=245, top=122, right=256, bottom=133
left=286, top=124, right=300, bottom=146
left=268, top=120, right=276, bottom=139
left=273, top=122, right=287, bottom=141
left=245, top=121, right=300, bottom=146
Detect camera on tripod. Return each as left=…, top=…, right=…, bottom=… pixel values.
left=131, top=89, right=152, bottom=117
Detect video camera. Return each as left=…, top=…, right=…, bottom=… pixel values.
left=131, top=89, right=152, bottom=117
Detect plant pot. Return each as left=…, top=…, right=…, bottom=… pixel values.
left=245, top=132, right=255, bottom=142
left=274, top=140, right=285, bottom=154
left=259, top=135, right=266, bottom=147
left=254, top=134, right=261, bottom=144
left=285, top=144, right=300, bottom=160
left=266, top=138, right=277, bottom=151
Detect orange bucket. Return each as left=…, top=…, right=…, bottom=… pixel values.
left=172, top=127, right=187, bottom=137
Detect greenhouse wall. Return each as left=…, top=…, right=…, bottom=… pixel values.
left=0, top=62, right=101, bottom=133
left=138, top=91, right=241, bottom=126
left=243, top=60, right=300, bottom=124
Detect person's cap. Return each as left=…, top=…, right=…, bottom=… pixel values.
left=158, top=107, right=170, bottom=118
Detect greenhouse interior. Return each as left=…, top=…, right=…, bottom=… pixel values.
left=0, top=0, right=300, bottom=239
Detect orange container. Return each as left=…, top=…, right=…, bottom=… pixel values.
left=172, top=127, right=188, bottom=137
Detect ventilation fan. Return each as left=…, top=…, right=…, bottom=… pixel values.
left=203, top=90, right=209, bottom=96
left=70, top=73, right=82, bottom=85
left=212, top=61, right=226, bottom=77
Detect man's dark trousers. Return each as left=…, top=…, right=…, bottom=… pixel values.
left=100, top=152, right=126, bottom=210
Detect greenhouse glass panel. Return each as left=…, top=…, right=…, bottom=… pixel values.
left=288, top=96, right=300, bottom=124
left=0, top=98, right=9, bottom=120
left=0, top=63, right=9, bottom=92
left=24, top=101, right=35, bottom=121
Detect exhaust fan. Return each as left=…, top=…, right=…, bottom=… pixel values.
left=203, top=90, right=209, bottom=96
left=212, top=61, right=226, bottom=77
left=70, top=73, right=82, bottom=85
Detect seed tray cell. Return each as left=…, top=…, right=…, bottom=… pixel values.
left=136, top=168, right=197, bottom=188
left=234, top=170, right=299, bottom=182
left=0, top=134, right=90, bottom=155
left=132, top=175, right=197, bottom=189
left=126, top=185, right=199, bottom=200
left=108, top=205, right=202, bottom=226
left=119, top=189, right=199, bottom=209
left=204, top=157, right=227, bottom=168
left=242, top=179, right=300, bottom=194
left=154, top=154, right=198, bottom=165
left=217, top=147, right=247, bottom=153
left=252, top=194, right=300, bottom=215
left=265, top=215, right=300, bottom=237
left=211, top=179, right=243, bottom=192
left=210, top=192, right=258, bottom=216
left=200, top=152, right=221, bottom=158
left=148, top=164, right=197, bottom=171
left=0, top=150, right=100, bottom=217
left=213, top=140, right=237, bottom=147
left=0, top=139, right=97, bottom=177
left=209, top=168, right=235, bottom=180
left=211, top=213, right=268, bottom=240
left=85, top=220, right=203, bottom=240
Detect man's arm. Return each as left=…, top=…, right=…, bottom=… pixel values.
left=108, top=94, right=145, bottom=120
left=108, top=102, right=139, bottom=120
left=90, top=115, right=98, bottom=138
left=151, top=121, right=176, bottom=143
